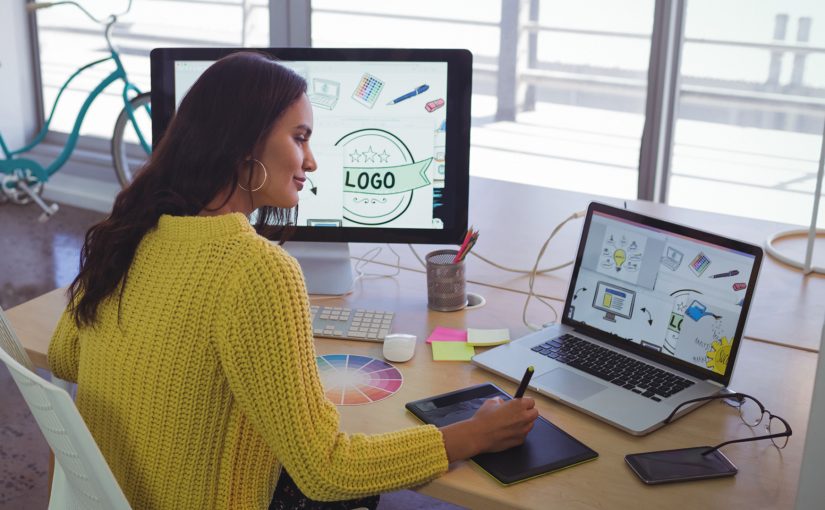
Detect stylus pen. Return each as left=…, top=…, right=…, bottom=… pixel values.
left=514, top=366, right=535, bottom=399
left=387, top=84, right=429, bottom=105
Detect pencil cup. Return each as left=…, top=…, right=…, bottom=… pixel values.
left=426, top=249, right=467, bottom=312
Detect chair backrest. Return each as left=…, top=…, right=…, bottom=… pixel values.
left=0, top=306, right=36, bottom=372
left=0, top=307, right=131, bottom=510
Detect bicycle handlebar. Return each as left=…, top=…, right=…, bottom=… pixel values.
left=26, top=2, right=56, bottom=11
left=26, top=0, right=133, bottom=24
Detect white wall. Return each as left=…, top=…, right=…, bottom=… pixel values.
left=0, top=2, right=38, bottom=148
left=795, top=319, right=825, bottom=509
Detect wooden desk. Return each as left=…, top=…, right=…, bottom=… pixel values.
left=351, top=178, right=825, bottom=352
left=7, top=270, right=813, bottom=510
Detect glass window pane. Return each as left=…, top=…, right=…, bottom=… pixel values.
left=310, top=0, right=654, bottom=200
left=669, top=0, right=825, bottom=226
left=36, top=0, right=269, bottom=139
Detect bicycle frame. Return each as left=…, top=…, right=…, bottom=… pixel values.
left=0, top=38, right=151, bottom=183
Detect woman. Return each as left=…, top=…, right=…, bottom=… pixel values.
left=48, top=52, right=538, bottom=510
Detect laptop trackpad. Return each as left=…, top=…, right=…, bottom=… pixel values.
left=535, top=368, right=607, bottom=401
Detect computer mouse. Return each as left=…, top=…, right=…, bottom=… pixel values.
left=382, top=334, right=417, bottom=363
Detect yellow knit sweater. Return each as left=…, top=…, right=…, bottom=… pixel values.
left=48, top=213, right=448, bottom=509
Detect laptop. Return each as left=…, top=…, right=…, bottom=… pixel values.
left=308, top=78, right=340, bottom=110
left=473, top=202, right=763, bottom=435
left=661, top=246, right=684, bottom=271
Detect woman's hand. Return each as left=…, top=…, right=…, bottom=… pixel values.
left=441, top=397, right=539, bottom=462
left=471, top=397, right=539, bottom=452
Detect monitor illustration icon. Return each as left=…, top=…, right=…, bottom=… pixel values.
left=592, top=281, right=636, bottom=322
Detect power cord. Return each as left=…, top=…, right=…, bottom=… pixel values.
left=407, top=210, right=586, bottom=331
left=353, top=245, right=402, bottom=281
left=521, top=211, right=585, bottom=330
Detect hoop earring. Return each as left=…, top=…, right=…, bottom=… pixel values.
left=238, top=159, right=268, bottom=192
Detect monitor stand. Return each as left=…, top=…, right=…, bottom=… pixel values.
left=603, top=311, right=617, bottom=322
left=284, top=242, right=354, bottom=295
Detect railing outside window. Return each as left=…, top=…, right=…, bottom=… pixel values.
left=29, top=0, right=825, bottom=225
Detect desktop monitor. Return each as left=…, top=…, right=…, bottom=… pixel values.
left=150, top=48, right=472, bottom=294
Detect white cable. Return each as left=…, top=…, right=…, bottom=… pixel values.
left=407, top=211, right=584, bottom=331
left=353, top=245, right=401, bottom=281
left=311, top=246, right=402, bottom=301
left=408, top=243, right=428, bottom=268
left=521, top=211, right=582, bottom=331
left=470, top=209, right=587, bottom=275
left=471, top=252, right=573, bottom=275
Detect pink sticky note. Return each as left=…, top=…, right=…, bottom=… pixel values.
left=426, top=326, right=467, bottom=344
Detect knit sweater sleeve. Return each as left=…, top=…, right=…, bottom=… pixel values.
left=48, top=306, right=81, bottom=383
left=213, top=241, right=448, bottom=501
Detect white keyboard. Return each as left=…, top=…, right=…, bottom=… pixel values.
left=310, top=305, right=394, bottom=342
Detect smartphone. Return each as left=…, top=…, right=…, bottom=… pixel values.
left=625, top=447, right=737, bottom=485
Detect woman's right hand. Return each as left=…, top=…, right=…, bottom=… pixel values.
left=441, top=397, right=539, bottom=462
left=470, top=397, right=539, bottom=453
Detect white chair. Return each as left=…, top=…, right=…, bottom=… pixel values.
left=0, top=306, right=131, bottom=510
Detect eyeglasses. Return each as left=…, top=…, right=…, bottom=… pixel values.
left=664, top=392, right=792, bottom=455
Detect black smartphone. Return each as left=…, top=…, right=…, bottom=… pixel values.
left=625, top=447, right=737, bottom=485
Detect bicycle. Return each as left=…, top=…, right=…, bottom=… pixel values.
left=0, top=0, right=152, bottom=221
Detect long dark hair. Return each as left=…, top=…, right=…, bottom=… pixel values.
left=69, top=51, right=306, bottom=327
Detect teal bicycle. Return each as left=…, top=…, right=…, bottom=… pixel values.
left=0, top=0, right=152, bottom=221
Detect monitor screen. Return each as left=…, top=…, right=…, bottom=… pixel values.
left=564, top=203, right=762, bottom=384
left=150, top=48, right=472, bottom=245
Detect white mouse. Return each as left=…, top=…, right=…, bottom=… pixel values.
left=382, top=334, right=417, bottom=363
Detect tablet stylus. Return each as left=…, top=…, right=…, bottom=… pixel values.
left=514, top=366, right=535, bottom=399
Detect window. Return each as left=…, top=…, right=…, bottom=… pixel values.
left=669, top=0, right=825, bottom=226
left=30, top=0, right=825, bottom=227
left=311, top=0, right=655, bottom=200
left=35, top=0, right=269, bottom=140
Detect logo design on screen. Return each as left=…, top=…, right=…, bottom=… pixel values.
left=335, top=129, right=432, bottom=225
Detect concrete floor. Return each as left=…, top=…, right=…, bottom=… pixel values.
left=0, top=201, right=462, bottom=509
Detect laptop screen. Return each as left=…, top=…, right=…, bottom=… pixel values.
left=565, top=204, right=761, bottom=382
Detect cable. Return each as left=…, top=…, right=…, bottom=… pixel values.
left=469, top=209, right=586, bottom=275
left=408, top=210, right=585, bottom=331
left=470, top=252, right=573, bottom=275
left=311, top=246, right=402, bottom=301
left=353, top=245, right=401, bottom=282
left=522, top=211, right=583, bottom=331
left=408, top=243, right=428, bottom=268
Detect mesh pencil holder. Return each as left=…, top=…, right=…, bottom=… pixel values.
left=426, top=249, right=467, bottom=312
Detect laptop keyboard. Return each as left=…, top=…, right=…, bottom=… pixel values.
left=531, top=333, right=695, bottom=402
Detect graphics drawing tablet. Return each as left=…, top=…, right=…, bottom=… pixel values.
left=406, top=383, right=598, bottom=485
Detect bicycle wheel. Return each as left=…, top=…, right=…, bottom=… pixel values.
left=112, top=92, right=152, bottom=188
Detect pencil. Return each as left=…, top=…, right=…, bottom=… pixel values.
left=457, top=232, right=479, bottom=262
left=453, top=227, right=474, bottom=263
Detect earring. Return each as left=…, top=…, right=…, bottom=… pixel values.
left=238, top=159, right=268, bottom=192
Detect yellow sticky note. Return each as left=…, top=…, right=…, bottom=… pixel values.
left=467, top=328, right=511, bottom=346
left=431, top=341, right=475, bottom=361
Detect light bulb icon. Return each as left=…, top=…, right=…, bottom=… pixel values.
left=613, top=249, right=626, bottom=271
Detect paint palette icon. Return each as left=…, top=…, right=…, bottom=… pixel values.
left=351, top=73, right=385, bottom=108
left=689, top=251, right=711, bottom=276
left=316, top=354, right=403, bottom=405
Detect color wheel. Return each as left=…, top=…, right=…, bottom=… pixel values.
left=316, top=354, right=403, bottom=405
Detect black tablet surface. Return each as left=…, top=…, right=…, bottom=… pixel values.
left=406, top=383, right=598, bottom=485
